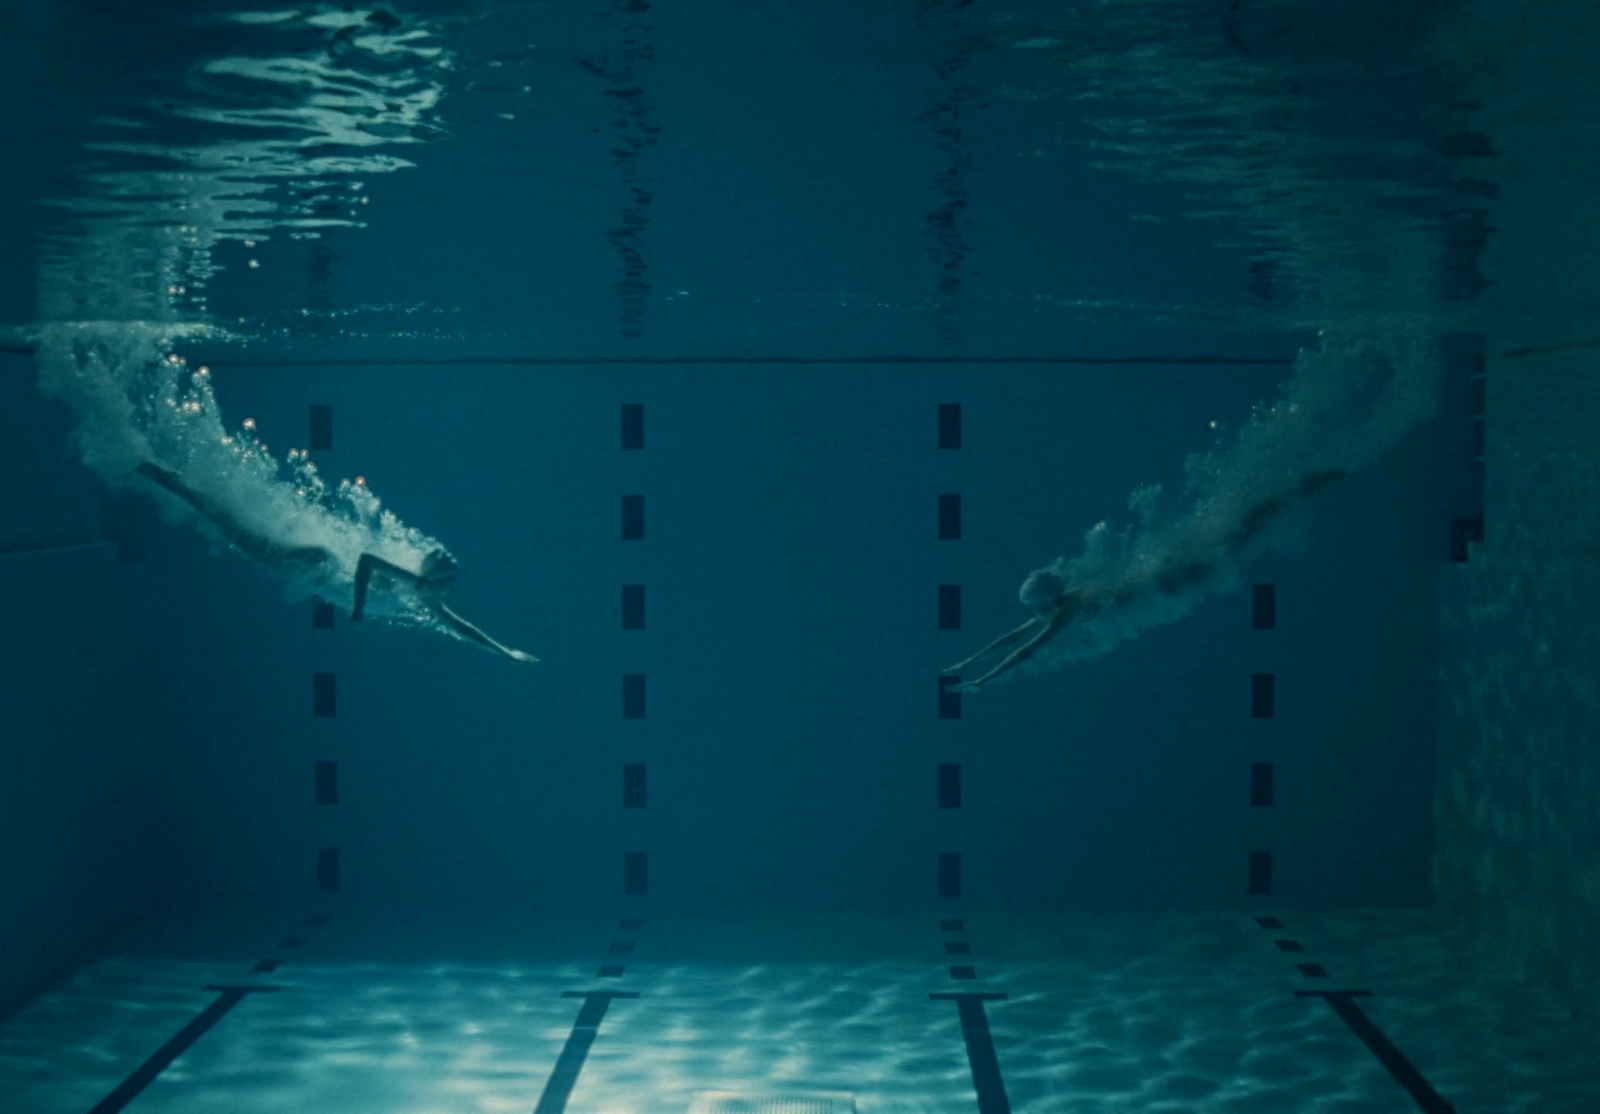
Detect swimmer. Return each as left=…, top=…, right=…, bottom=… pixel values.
left=944, top=470, right=1345, bottom=692
left=137, top=461, right=537, bottom=663
left=941, top=568, right=1111, bottom=693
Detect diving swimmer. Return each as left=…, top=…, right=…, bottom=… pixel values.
left=136, top=461, right=537, bottom=663
left=943, top=470, right=1345, bottom=692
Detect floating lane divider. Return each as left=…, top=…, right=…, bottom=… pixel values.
left=930, top=917, right=1012, bottom=1114
left=87, top=910, right=333, bottom=1113
left=1254, top=916, right=1456, bottom=1114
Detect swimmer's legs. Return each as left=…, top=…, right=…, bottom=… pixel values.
left=138, top=460, right=331, bottom=571
left=950, top=606, right=1072, bottom=692
left=137, top=460, right=195, bottom=502
left=137, top=460, right=239, bottom=528
left=942, top=617, right=1039, bottom=675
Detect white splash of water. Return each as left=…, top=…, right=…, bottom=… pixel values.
left=1010, top=318, right=1443, bottom=675
left=31, top=7, right=458, bottom=630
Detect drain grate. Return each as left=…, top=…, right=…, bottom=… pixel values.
left=689, top=1092, right=856, bottom=1114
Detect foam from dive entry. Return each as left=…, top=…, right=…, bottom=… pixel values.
left=19, top=5, right=461, bottom=634
left=31, top=320, right=447, bottom=629
left=1013, top=315, right=1442, bottom=678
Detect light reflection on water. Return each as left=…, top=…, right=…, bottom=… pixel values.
left=1, top=911, right=1596, bottom=1112
left=37, top=5, right=457, bottom=327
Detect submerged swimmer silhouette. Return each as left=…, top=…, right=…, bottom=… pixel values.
left=944, top=470, right=1345, bottom=692
left=136, top=461, right=537, bottom=663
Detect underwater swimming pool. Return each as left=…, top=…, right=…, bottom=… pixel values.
left=2, top=0, right=1598, bottom=1110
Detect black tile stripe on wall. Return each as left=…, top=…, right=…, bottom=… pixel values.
left=623, top=851, right=647, bottom=896
left=938, top=852, right=962, bottom=899
left=618, top=404, right=650, bottom=917
left=623, top=763, right=646, bottom=809
left=938, top=909, right=976, bottom=982
left=938, top=584, right=962, bottom=630
left=1248, top=587, right=1276, bottom=897
left=621, top=584, right=645, bottom=629
left=622, top=674, right=646, bottom=719
left=1252, top=583, right=1275, bottom=629
left=938, top=493, right=962, bottom=540
left=313, top=672, right=336, bottom=717
left=1250, top=762, right=1273, bottom=808
left=1443, top=331, right=1487, bottom=562
left=315, top=761, right=339, bottom=806
left=598, top=915, right=645, bottom=979
left=938, top=402, right=962, bottom=449
left=317, top=848, right=341, bottom=893
left=939, top=763, right=961, bottom=809
left=307, top=465, right=346, bottom=894
left=1248, top=850, right=1272, bottom=896
left=609, top=475, right=650, bottom=987
left=1251, top=672, right=1275, bottom=718
left=621, top=495, right=644, bottom=540
left=938, top=675, right=962, bottom=720
left=1450, top=515, right=1484, bottom=563
left=621, top=403, right=644, bottom=450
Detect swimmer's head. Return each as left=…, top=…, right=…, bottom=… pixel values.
left=1019, top=568, right=1066, bottom=611
left=418, top=548, right=458, bottom=595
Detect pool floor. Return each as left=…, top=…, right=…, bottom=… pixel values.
left=0, top=908, right=1592, bottom=1113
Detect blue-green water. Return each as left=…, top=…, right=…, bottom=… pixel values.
left=2, top=0, right=1597, bottom=1110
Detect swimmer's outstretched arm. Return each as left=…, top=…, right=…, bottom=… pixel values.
left=429, top=602, right=538, bottom=663
left=941, top=617, right=1040, bottom=675
left=352, top=552, right=412, bottom=621
left=352, top=553, right=536, bottom=663
left=950, top=605, right=1073, bottom=693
